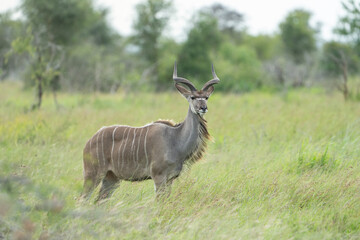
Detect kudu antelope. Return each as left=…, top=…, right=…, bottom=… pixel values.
left=82, top=63, right=220, bottom=201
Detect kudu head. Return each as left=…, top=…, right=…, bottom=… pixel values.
left=173, top=62, right=220, bottom=116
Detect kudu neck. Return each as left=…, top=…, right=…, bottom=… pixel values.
left=184, top=107, right=201, bottom=130
left=175, top=107, right=202, bottom=152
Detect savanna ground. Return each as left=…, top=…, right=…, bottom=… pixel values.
left=0, top=81, right=360, bottom=239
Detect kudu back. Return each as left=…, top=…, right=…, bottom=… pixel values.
left=82, top=63, right=220, bottom=201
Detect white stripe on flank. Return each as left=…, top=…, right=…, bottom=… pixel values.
left=111, top=126, right=119, bottom=165
left=101, top=129, right=106, bottom=167
left=117, top=127, right=128, bottom=174
left=130, top=129, right=138, bottom=179
left=89, top=134, right=95, bottom=173
left=144, top=126, right=150, bottom=171
left=121, top=127, right=131, bottom=172
left=136, top=128, right=143, bottom=166
left=132, top=128, right=144, bottom=177
left=96, top=131, right=101, bottom=168
left=131, top=129, right=137, bottom=162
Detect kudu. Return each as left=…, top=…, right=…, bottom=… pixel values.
left=82, top=63, right=220, bottom=201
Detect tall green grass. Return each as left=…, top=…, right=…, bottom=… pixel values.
left=0, top=82, right=359, bottom=239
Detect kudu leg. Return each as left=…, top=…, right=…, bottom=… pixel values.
left=96, top=171, right=120, bottom=202
left=153, top=175, right=174, bottom=199
left=81, top=175, right=101, bottom=200
left=82, top=154, right=101, bottom=200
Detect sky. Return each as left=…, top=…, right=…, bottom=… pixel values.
left=0, top=0, right=345, bottom=41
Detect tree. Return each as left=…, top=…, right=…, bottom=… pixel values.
left=177, top=12, right=221, bottom=86
left=279, top=9, right=317, bottom=63
left=321, top=41, right=359, bottom=100
left=132, top=0, right=172, bottom=87
left=203, top=3, right=245, bottom=42
left=10, top=0, right=114, bottom=108
left=13, top=0, right=92, bottom=109
left=243, top=34, right=283, bottom=61
left=216, top=42, right=263, bottom=92
left=334, top=0, right=360, bottom=55
left=85, top=7, right=116, bottom=46
left=157, top=38, right=180, bottom=90
left=0, top=12, right=25, bottom=80
left=22, top=0, right=91, bottom=46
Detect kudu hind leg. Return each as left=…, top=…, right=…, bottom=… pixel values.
left=96, top=171, right=120, bottom=202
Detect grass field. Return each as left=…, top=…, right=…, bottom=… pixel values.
left=1, top=81, right=360, bottom=239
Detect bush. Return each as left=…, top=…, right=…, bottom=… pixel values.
left=215, top=43, right=263, bottom=92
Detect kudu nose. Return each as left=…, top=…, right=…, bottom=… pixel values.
left=201, top=106, right=207, bottom=111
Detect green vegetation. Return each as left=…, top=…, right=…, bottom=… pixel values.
left=279, top=9, right=317, bottom=64
left=1, top=0, right=360, bottom=103
left=1, top=82, right=360, bottom=239
left=335, top=0, right=360, bottom=55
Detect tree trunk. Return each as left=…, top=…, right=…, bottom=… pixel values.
left=32, top=53, right=44, bottom=110
left=31, top=74, right=43, bottom=110
left=37, top=75, right=43, bottom=108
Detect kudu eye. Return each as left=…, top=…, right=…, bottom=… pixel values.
left=205, top=97, right=208, bottom=100
left=191, top=96, right=195, bottom=100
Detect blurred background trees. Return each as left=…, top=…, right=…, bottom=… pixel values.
left=0, top=13, right=25, bottom=80
left=334, top=0, right=360, bottom=56
left=279, top=9, right=317, bottom=64
left=275, top=9, right=318, bottom=87
left=1, top=0, right=360, bottom=105
left=132, top=0, right=172, bottom=90
left=177, top=11, right=221, bottom=87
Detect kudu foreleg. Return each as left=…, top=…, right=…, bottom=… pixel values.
left=81, top=153, right=101, bottom=200
left=81, top=176, right=101, bottom=200
left=153, top=174, right=174, bottom=199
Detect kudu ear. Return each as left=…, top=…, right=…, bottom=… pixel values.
left=201, top=64, right=219, bottom=97
left=203, top=85, right=214, bottom=97
left=175, top=83, right=191, bottom=97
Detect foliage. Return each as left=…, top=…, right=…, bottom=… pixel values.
left=157, top=38, right=180, bottom=89
left=22, top=0, right=90, bottom=45
left=10, top=30, right=34, bottom=56
left=1, top=83, right=360, bottom=238
left=177, top=12, right=222, bottom=87
left=1, top=1, right=360, bottom=96
left=0, top=12, right=26, bottom=79
left=132, top=0, right=172, bottom=88
left=321, top=41, right=359, bottom=76
left=61, top=39, right=148, bottom=93
left=334, top=0, right=360, bottom=55
left=202, top=3, right=245, bottom=43
left=7, top=0, right=119, bottom=108
left=243, top=34, right=283, bottom=61
left=86, top=8, right=116, bottom=46
left=215, top=42, right=263, bottom=92
left=279, top=9, right=317, bottom=63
